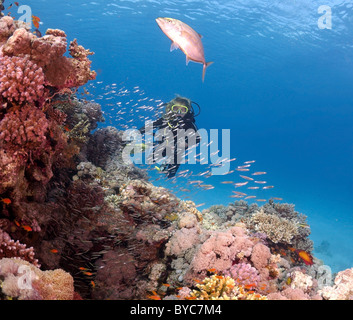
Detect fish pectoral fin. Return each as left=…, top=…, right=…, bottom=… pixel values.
left=198, top=32, right=203, bottom=38
left=170, top=41, right=180, bottom=52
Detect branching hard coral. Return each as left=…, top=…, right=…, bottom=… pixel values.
left=0, top=55, right=45, bottom=104
left=248, top=208, right=299, bottom=244
left=187, top=274, right=267, bottom=300
left=189, top=274, right=236, bottom=300
left=201, top=201, right=259, bottom=231
left=0, top=229, right=39, bottom=267
left=0, top=105, right=49, bottom=152
left=202, top=200, right=312, bottom=251
left=262, top=201, right=313, bottom=251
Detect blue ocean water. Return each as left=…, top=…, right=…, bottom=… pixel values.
left=19, top=0, right=353, bottom=273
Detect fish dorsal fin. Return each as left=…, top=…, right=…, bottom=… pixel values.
left=198, top=33, right=203, bottom=38
left=170, top=41, right=179, bottom=52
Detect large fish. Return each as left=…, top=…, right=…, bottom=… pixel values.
left=155, top=17, right=213, bottom=82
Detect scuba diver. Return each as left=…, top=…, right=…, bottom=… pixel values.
left=139, top=96, right=201, bottom=178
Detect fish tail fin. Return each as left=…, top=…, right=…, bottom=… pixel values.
left=202, top=61, right=214, bottom=82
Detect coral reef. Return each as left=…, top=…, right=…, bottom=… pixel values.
left=0, top=16, right=98, bottom=300
left=202, top=199, right=313, bottom=261
left=0, top=15, right=352, bottom=302
left=0, top=258, right=75, bottom=300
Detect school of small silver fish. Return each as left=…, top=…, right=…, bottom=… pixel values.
left=81, top=81, right=283, bottom=208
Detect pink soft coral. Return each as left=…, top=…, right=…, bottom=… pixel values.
left=225, top=262, right=260, bottom=286
left=0, top=54, right=45, bottom=104
left=165, top=227, right=200, bottom=257
left=185, top=227, right=254, bottom=282
left=250, top=242, right=272, bottom=281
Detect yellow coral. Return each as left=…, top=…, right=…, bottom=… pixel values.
left=33, top=269, right=74, bottom=300
left=188, top=275, right=267, bottom=300
left=0, top=258, right=74, bottom=300
left=179, top=200, right=203, bottom=222
left=164, top=213, right=179, bottom=222
left=68, top=119, right=90, bottom=143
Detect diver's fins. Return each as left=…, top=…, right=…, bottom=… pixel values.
left=166, top=164, right=180, bottom=179
left=155, top=163, right=168, bottom=172
left=159, top=163, right=168, bottom=172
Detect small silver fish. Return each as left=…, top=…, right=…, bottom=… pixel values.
left=234, top=181, right=248, bottom=187
left=239, top=175, right=254, bottom=181
left=252, top=172, right=267, bottom=175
